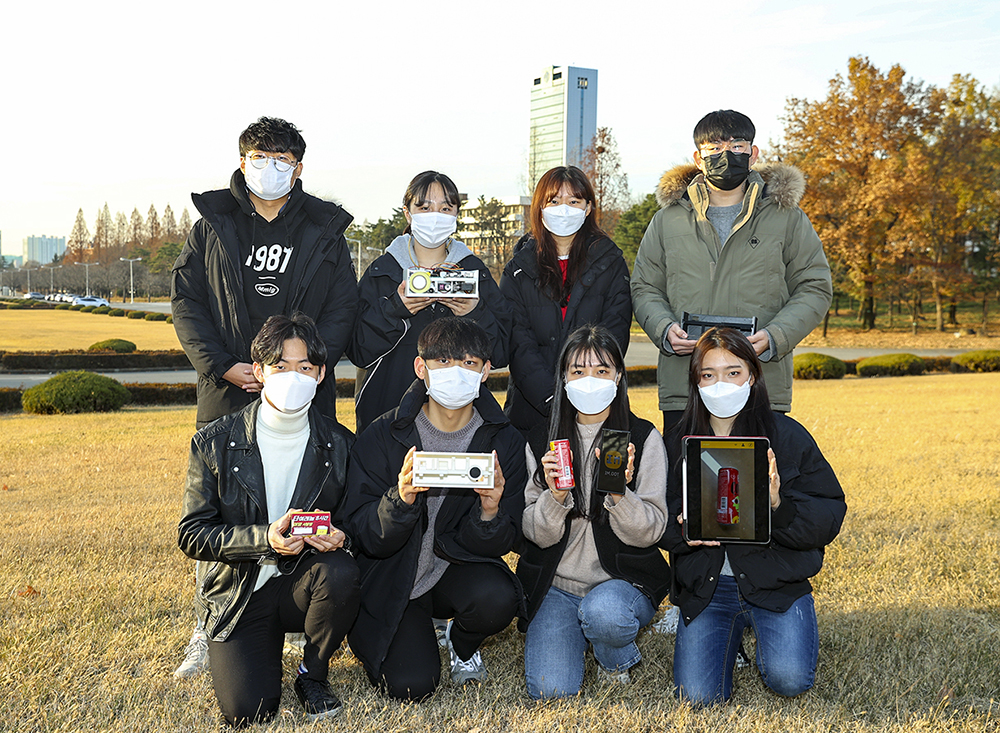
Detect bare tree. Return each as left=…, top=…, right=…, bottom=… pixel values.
left=130, top=208, right=146, bottom=252
left=580, top=127, right=631, bottom=235
left=67, top=208, right=91, bottom=263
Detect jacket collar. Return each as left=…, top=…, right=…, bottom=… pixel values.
left=510, top=233, right=618, bottom=281
left=655, top=162, right=806, bottom=211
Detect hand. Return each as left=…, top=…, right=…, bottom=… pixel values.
left=223, top=362, right=263, bottom=392
left=748, top=329, right=770, bottom=356
left=768, top=448, right=781, bottom=509
left=268, top=508, right=306, bottom=555
left=677, top=514, right=721, bottom=547
left=397, top=446, right=430, bottom=505
left=540, top=449, right=571, bottom=504
left=476, top=451, right=505, bottom=521
left=594, top=442, right=635, bottom=505
left=439, top=296, right=479, bottom=317
left=304, top=526, right=347, bottom=553
left=666, top=322, right=698, bottom=355
left=396, top=281, right=434, bottom=315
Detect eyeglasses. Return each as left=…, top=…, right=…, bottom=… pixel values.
left=699, top=139, right=753, bottom=157
left=245, top=152, right=297, bottom=172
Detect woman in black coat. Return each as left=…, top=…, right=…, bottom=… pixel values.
left=499, top=166, right=631, bottom=434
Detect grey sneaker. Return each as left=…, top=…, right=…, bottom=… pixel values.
left=173, top=630, right=208, bottom=679
left=651, top=606, right=679, bottom=635
left=432, top=617, right=450, bottom=649
left=446, top=620, right=486, bottom=685
left=597, top=665, right=631, bottom=685
left=294, top=675, right=343, bottom=720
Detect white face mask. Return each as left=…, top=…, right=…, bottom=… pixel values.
left=426, top=364, right=482, bottom=410
left=244, top=158, right=295, bottom=201
left=698, top=380, right=751, bottom=419
left=410, top=212, right=458, bottom=248
left=262, top=371, right=318, bottom=413
left=542, top=204, right=587, bottom=238
left=564, top=375, right=618, bottom=415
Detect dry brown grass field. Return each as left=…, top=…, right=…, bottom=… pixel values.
left=0, top=309, right=181, bottom=352
left=2, top=375, right=999, bottom=732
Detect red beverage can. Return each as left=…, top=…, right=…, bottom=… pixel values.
left=550, top=439, right=575, bottom=491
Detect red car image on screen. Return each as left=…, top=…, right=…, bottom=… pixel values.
left=717, top=468, right=740, bottom=525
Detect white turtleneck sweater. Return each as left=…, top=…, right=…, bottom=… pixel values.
left=254, top=398, right=311, bottom=591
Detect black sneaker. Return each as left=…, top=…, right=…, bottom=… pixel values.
left=294, top=675, right=343, bottom=720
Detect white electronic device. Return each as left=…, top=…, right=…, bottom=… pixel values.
left=412, top=452, right=494, bottom=490
left=405, top=267, right=479, bottom=298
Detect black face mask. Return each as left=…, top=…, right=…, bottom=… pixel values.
left=702, top=151, right=751, bottom=191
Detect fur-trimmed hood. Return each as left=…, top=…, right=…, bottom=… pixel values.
left=655, top=162, right=806, bottom=210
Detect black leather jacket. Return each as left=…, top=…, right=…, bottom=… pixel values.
left=177, top=401, right=354, bottom=641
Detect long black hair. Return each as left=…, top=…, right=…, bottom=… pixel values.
left=676, top=327, right=775, bottom=440
left=534, top=325, right=629, bottom=520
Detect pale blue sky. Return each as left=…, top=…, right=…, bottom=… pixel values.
left=1, top=0, right=998, bottom=256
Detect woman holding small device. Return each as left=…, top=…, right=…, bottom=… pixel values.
left=517, top=325, right=670, bottom=699
left=349, top=171, right=511, bottom=432
left=662, top=327, right=846, bottom=705
left=499, top=166, right=632, bottom=434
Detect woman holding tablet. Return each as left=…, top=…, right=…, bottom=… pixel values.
left=349, top=171, right=511, bottom=432
left=662, top=327, right=846, bottom=705
left=517, top=325, right=670, bottom=699
left=499, top=166, right=631, bottom=434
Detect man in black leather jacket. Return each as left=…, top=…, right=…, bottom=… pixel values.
left=178, top=314, right=359, bottom=726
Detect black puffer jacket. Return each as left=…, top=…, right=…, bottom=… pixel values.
left=498, top=234, right=631, bottom=432
left=343, top=380, right=527, bottom=678
left=661, top=413, right=846, bottom=624
left=171, top=172, right=357, bottom=425
left=177, top=401, right=355, bottom=641
left=348, top=251, right=510, bottom=433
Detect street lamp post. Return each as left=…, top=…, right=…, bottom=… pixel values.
left=120, top=257, right=142, bottom=304
left=21, top=267, right=39, bottom=294
left=74, top=261, right=100, bottom=297
left=42, top=265, right=63, bottom=294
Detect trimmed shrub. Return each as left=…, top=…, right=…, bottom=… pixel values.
left=22, top=371, right=130, bottom=414
left=923, top=356, right=953, bottom=373
left=144, top=312, right=168, bottom=321
left=55, top=304, right=71, bottom=310
left=93, top=306, right=111, bottom=315
left=6, top=303, right=25, bottom=310
left=123, top=382, right=197, bottom=405
left=80, top=306, right=96, bottom=313
left=793, top=353, right=846, bottom=380
left=856, top=353, right=925, bottom=377
left=951, top=350, right=1000, bottom=373
left=126, top=310, right=145, bottom=319
left=88, top=339, right=137, bottom=353
left=0, top=349, right=190, bottom=371
left=0, top=387, right=22, bottom=412
left=107, top=308, right=126, bottom=317
left=69, top=304, right=84, bottom=310
left=166, top=315, right=173, bottom=324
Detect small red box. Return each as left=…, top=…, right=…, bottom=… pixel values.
left=550, top=439, right=575, bottom=491
left=288, top=511, right=331, bottom=536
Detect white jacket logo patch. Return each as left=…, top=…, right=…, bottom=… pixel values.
left=255, top=283, right=279, bottom=297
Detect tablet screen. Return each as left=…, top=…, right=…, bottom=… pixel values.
left=682, top=436, right=771, bottom=544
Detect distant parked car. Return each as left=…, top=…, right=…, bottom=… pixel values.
left=73, top=296, right=111, bottom=307
left=61, top=293, right=81, bottom=303
left=23, top=292, right=45, bottom=300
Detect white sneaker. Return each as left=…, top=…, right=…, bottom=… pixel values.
left=597, top=665, right=631, bottom=685
left=173, top=630, right=208, bottom=679
left=445, top=620, right=486, bottom=685
left=651, top=606, right=679, bottom=635
left=432, top=618, right=450, bottom=649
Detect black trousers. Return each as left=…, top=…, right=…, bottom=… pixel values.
left=207, top=550, right=360, bottom=728
left=370, top=562, right=518, bottom=702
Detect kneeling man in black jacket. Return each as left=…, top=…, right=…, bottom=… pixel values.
left=178, top=313, right=360, bottom=727
left=344, top=317, right=527, bottom=701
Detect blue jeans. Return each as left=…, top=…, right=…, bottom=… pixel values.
left=673, top=575, right=818, bottom=705
left=525, top=580, right=656, bottom=700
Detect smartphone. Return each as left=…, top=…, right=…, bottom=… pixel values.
left=596, top=429, right=630, bottom=494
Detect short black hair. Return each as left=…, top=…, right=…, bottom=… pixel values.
left=417, top=317, right=490, bottom=363
left=693, top=110, right=756, bottom=147
left=251, top=312, right=327, bottom=366
left=239, top=117, right=306, bottom=161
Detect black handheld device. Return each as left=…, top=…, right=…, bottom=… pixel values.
left=596, top=429, right=630, bottom=494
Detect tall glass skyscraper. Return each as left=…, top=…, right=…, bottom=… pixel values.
left=528, top=65, right=598, bottom=190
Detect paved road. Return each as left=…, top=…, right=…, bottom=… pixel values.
left=0, top=340, right=971, bottom=389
